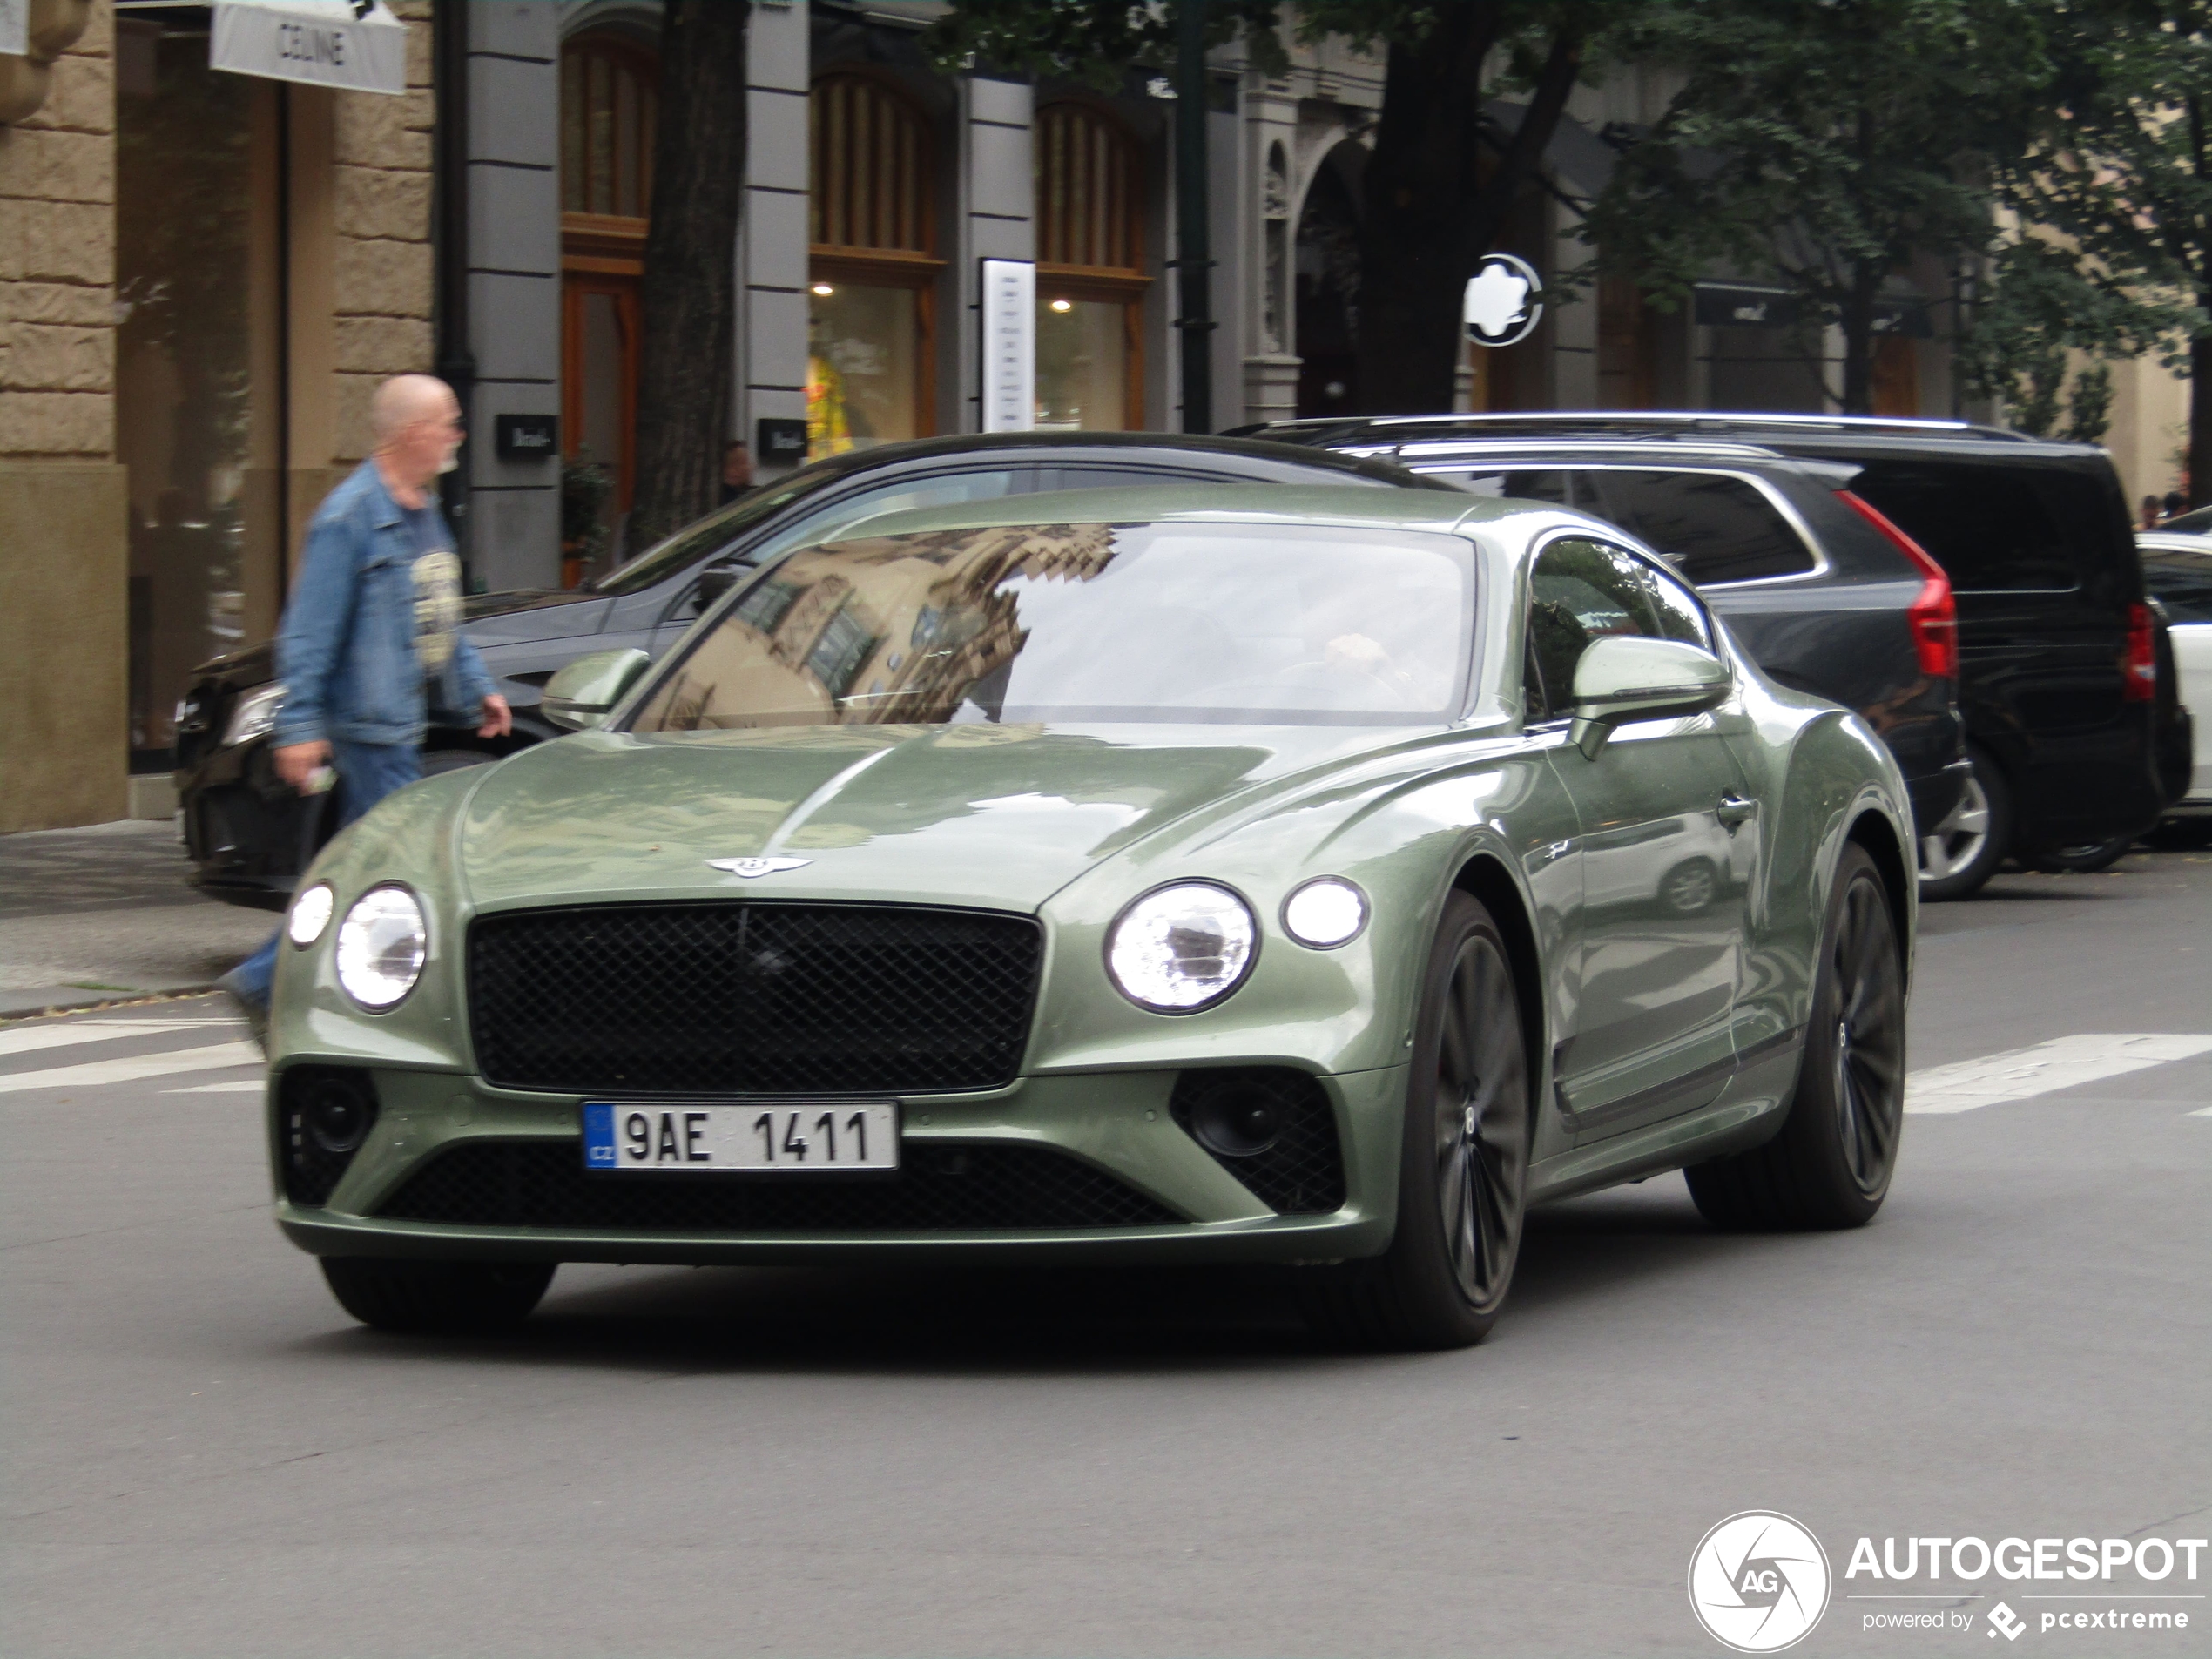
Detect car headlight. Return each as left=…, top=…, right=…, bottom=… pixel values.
left=223, top=681, right=287, bottom=746
left=287, top=881, right=335, bottom=948
left=334, top=885, right=428, bottom=1009
left=1105, top=882, right=1257, bottom=1012
left=1282, top=877, right=1368, bottom=949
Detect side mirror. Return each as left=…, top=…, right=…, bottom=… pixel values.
left=1567, top=635, right=1730, bottom=759
left=692, top=563, right=742, bottom=614
left=542, top=647, right=651, bottom=732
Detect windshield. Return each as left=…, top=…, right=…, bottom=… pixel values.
left=626, top=520, right=1474, bottom=730
left=589, top=474, right=834, bottom=597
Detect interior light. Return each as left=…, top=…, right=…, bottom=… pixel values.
left=1049, top=298, right=1073, bottom=313
left=811, top=282, right=834, bottom=297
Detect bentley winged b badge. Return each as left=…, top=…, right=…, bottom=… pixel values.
left=705, top=856, right=813, bottom=879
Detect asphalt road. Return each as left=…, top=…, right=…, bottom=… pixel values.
left=3, top=851, right=2208, bottom=1658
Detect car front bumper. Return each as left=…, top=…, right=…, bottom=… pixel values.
left=271, top=1062, right=1407, bottom=1267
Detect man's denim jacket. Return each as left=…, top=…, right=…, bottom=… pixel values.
left=270, top=460, right=497, bottom=749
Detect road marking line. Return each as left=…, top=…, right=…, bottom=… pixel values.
left=1906, top=1034, right=2212, bottom=1115
left=0, top=1041, right=262, bottom=1095
left=0, top=1019, right=235, bottom=1059
left=163, top=1079, right=265, bottom=1095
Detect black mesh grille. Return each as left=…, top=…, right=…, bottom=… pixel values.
left=468, top=902, right=1042, bottom=1096
left=1169, top=1069, right=1346, bottom=1215
left=375, top=1139, right=1183, bottom=1231
left=276, top=1067, right=381, bottom=1207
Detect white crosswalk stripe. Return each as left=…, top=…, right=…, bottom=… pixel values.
left=1905, top=1033, right=2212, bottom=1115
left=0, top=1040, right=262, bottom=1095
left=0, top=1018, right=233, bottom=1059
left=163, top=1079, right=266, bottom=1095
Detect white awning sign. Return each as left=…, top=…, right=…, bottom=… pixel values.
left=211, top=1, right=406, bottom=96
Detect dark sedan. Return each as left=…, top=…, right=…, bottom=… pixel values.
left=172, top=432, right=1447, bottom=907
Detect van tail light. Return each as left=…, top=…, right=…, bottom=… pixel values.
left=1837, top=489, right=1958, bottom=680
left=2122, top=603, right=2156, bottom=702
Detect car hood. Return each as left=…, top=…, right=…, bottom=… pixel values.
left=453, top=723, right=1415, bottom=914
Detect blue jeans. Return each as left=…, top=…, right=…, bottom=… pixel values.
left=229, top=740, right=425, bottom=1008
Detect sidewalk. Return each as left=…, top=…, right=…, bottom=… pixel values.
left=0, top=819, right=271, bottom=1019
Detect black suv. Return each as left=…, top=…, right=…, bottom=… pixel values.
left=172, top=431, right=1446, bottom=907
left=1238, top=412, right=2168, bottom=898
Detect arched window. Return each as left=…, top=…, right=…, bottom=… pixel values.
left=559, top=31, right=659, bottom=577
left=1033, top=100, right=1149, bottom=430
left=807, top=72, right=941, bottom=457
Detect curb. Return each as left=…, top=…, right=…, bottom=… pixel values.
left=0, top=984, right=220, bottom=1023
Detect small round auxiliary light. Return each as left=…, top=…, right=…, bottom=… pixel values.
left=1282, top=877, right=1368, bottom=949
left=287, top=881, right=335, bottom=948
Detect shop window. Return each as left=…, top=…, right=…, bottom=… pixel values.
left=560, top=31, right=658, bottom=574
left=809, top=72, right=941, bottom=458
left=1034, top=101, right=1149, bottom=430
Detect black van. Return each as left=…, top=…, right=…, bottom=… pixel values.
left=1240, top=413, right=2168, bottom=898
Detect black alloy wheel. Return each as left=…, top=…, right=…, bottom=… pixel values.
left=1688, top=843, right=1905, bottom=1230
left=1298, top=892, right=1530, bottom=1349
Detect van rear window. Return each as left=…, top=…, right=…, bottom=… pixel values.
left=1848, top=462, right=2118, bottom=593
left=1585, top=470, right=1817, bottom=584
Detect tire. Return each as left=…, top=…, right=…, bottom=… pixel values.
left=1687, top=844, right=1905, bottom=1231
left=1917, top=746, right=2012, bottom=901
left=1659, top=856, right=1720, bottom=915
left=320, top=1258, right=555, bottom=1334
left=1297, top=892, right=1531, bottom=1350
left=2020, top=833, right=2135, bottom=874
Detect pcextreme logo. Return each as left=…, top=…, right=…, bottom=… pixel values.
left=1689, top=1511, right=1833, bottom=1653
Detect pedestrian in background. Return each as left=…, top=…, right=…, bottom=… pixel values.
left=2141, top=495, right=2163, bottom=530
left=719, top=439, right=756, bottom=507
left=2162, top=489, right=2187, bottom=523
left=217, top=374, right=511, bottom=1042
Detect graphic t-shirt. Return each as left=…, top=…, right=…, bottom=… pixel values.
left=401, top=502, right=462, bottom=676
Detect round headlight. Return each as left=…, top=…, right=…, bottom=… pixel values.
left=334, top=885, right=428, bottom=1009
left=1282, top=877, right=1368, bottom=949
left=1105, top=882, right=1257, bottom=1012
left=287, top=880, right=335, bottom=948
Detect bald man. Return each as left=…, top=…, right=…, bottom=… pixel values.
left=218, top=374, right=510, bottom=1035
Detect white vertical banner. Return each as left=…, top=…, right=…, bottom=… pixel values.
left=979, top=259, right=1035, bottom=433
left=0, top=0, right=29, bottom=57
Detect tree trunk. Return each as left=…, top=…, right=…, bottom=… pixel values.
left=631, top=1, right=750, bottom=551
left=1352, top=10, right=1581, bottom=415
left=1838, top=268, right=1879, bottom=415
left=2193, top=300, right=2212, bottom=508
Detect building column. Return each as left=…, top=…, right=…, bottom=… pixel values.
left=737, top=0, right=808, bottom=478
left=0, top=0, right=128, bottom=830
left=1239, top=79, right=1298, bottom=428
left=953, top=74, right=1034, bottom=435
left=462, top=0, right=561, bottom=592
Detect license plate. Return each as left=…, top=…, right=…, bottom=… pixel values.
left=582, top=1102, right=900, bottom=1173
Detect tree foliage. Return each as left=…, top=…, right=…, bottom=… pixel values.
left=1993, top=1, right=2212, bottom=498
left=927, top=2, right=1631, bottom=416
left=1578, top=0, right=2044, bottom=415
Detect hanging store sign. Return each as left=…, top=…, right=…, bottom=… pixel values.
left=1, top=0, right=27, bottom=59
left=1463, top=253, right=1545, bottom=349
left=1692, top=280, right=1932, bottom=337
left=211, top=0, right=407, bottom=97
left=980, top=259, right=1036, bottom=432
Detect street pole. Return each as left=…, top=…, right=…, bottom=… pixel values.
left=1174, top=0, right=1212, bottom=434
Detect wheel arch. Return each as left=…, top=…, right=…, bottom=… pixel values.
left=1448, top=853, right=1548, bottom=1105
left=1844, top=806, right=1912, bottom=984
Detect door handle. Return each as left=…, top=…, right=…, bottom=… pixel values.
left=1716, top=793, right=1757, bottom=830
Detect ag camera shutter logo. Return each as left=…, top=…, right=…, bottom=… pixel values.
left=1689, top=1511, right=1831, bottom=1652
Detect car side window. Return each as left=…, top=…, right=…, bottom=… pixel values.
left=2141, top=552, right=2212, bottom=624
left=1524, top=536, right=1672, bottom=717
left=1586, top=470, right=1817, bottom=584
left=1643, top=560, right=1715, bottom=650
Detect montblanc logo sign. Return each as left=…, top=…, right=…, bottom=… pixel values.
left=1463, top=252, right=1544, bottom=349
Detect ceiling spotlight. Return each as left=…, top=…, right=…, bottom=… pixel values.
left=811, top=282, right=834, bottom=297
left=1049, top=298, right=1073, bottom=313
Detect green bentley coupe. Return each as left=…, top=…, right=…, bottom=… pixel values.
left=267, top=486, right=1914, bottom=1349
